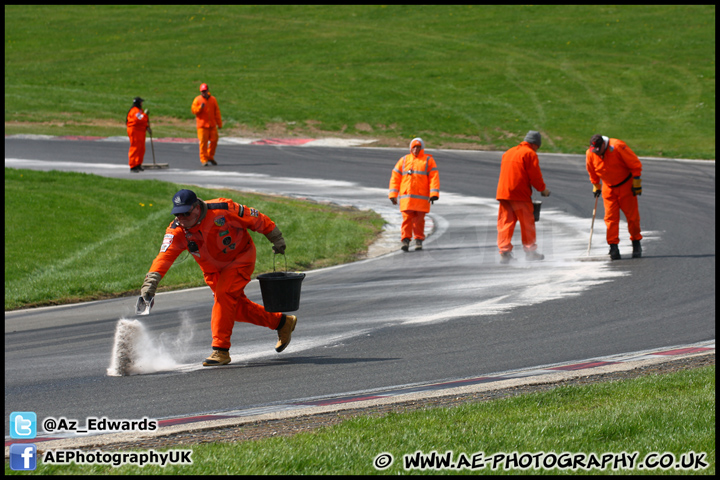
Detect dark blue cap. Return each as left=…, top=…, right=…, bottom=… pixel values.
left=171, top=189, right=197, bottom=214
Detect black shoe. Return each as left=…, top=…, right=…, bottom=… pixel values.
left=401, top=239, right=410, bottom=252
left=632, top=240, right=642, bottom=258
left=499, top=251, right=515, bottom=264
left=525, top=250, right=544, bottom=261
left=609, top=244, right=621, bottom=260
left=209, top=159, right=218, bottom=166
left=130, top=166, right=143, bottom=172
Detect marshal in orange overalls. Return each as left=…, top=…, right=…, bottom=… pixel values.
left=191, top=84, right=223, bottom=165
left=496, top=141, right=547, bottom=254
left=148, top=198, right=282, bottom=350
left=126, top=102, right=149, bottom=170
left=586, top=137, right=643, bottom=246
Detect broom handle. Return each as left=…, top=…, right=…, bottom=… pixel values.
left=587, top=195, right=599, bottom=255
left=149, top=124, right=157, bottom=165
left=145, top=109, right=157, bottom=166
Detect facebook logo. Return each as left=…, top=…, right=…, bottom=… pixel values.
left=10, top=444, right=37, bottom=471
left=10, top=411, right=37, bottom=439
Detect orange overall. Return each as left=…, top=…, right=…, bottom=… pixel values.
left=496, top=141, right=547, bottom=253
left=389, top=149, right=440, bottom=240
left=126, top=106, right=148, bottom=169
left=148, top=199, right=282, bottom=350
left=191, top=94, right=222, bottom=164
left=586, top=138, right=642, bottom=245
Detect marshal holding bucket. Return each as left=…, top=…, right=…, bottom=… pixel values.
left=257, top=254, right=306, bottom=312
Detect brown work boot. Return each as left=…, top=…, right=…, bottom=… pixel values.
left=401, top=238, right=410, bottom=252
left=415, top=239, right=423, bottom=251
left=275, top=315, right=297, bottom=353
left=203, top=349, right=231, bottom=367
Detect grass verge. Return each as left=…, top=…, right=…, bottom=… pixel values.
left=4, top=168, right=385, bottom=310
left=4, top=5, right=715, bottom=158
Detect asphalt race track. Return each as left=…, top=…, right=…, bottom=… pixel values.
left=4, top=137, right=715, bottom=436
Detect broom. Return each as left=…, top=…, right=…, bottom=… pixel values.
left=575, top=194, right=608, bottom=261
left=142, top=110, right=168, bottom=169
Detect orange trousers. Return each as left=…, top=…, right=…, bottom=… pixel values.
left=197, top=127, right=219, bottom=164
left=203, top=261, right=282, bottom=350
left=497, top=200, right=538, bottom=253
left=127, top=129, right=146, bottom=169
left=401, top=210, right=426, bottom=241
left=602, top=181, right=642, bottom=245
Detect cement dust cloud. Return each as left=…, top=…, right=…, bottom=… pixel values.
left=107, top=313, right=195, bottom=376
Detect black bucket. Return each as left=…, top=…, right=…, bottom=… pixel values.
left=532, top=200, right=542, bottom=222
left=257, top=255, right=305, bottom=312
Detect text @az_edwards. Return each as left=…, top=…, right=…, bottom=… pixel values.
left=41, top=416, right=157, bottom=435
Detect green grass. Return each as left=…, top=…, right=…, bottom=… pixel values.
left=4, top=168, right=385, bottom=310
left=4, top=5, right=715, bottom=158
left=7, top=365, right=714, bottom=475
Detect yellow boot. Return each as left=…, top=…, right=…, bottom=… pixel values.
left=275, top=315, right=297, bottom=353
left=203, top=349, right=231, bottom=367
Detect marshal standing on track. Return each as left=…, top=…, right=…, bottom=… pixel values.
left=388, top=137, right=440, bottom=252
left=586, top=134, right=643, bottom=260
left=495, top=131, right=551, bottom=264
left=191, top=83, right=223, bottom=167
left=139, top=189, right=297, bottom=367
left=126, top=97, right=151, bottom=173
